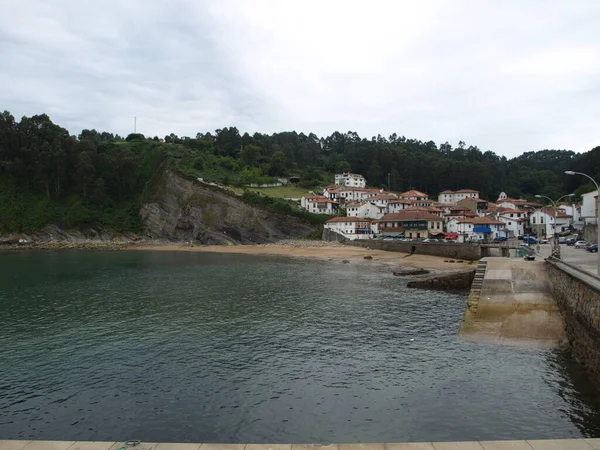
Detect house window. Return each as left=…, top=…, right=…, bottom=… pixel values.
left=509, top=222, right=512, bottom=225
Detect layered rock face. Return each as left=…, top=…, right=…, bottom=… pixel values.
left=140, top=171, right=315, bottom=244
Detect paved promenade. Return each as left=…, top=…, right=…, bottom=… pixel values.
left=3, top=441, right=600, bottom=450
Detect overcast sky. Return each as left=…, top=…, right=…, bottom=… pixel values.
left=2, top=0, right=599, bottom=157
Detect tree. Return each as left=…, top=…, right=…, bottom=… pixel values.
left=367, top=161, right=383, bottom=187
left=126, top=133, right=145, bottom=141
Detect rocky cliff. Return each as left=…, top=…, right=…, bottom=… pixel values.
left=139, top=171, right=315, bottom=244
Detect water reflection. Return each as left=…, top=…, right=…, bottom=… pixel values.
left=545, top=346, right=600, bottom=437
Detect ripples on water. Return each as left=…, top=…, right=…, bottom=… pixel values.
left=1, top=250, right=600, bottom=443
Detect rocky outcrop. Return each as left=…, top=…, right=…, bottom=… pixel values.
left=139, top=171, right=315, bottom=244
left=393, top=268, right=430, bottom=276
left=407, top=270, right=476, bottom=290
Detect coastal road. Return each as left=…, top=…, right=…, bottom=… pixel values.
left=534, top=241, right=598, bottom=275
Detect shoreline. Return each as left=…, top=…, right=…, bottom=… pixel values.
left=127, top=240, right=473, bottom=272
left=1, top=240, right=474, bottom=272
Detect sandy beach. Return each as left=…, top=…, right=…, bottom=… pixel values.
left=127, top=240, right=473, bottom=272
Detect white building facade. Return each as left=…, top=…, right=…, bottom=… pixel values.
left=529, top=209, right=571, bottom=237
left=324, top=217, right=372, bottom=240
left=581, top=190, right=598, bottom=225
left=300, top=196, right=339, bottom=215
left=335, top=173, right=367, bottom=188
left=437, top=189, right=480, bottom=204
left=346, top=202, right=387, bottom=219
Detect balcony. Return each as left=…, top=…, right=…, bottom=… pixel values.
left=473, top=226, right=492, bottom=233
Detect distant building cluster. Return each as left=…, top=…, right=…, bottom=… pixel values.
left=299, top=174, right=582, bottom=242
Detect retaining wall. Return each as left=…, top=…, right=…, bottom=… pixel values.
left=348, top=240, right=482, bottom=260
left=322, top=228, right=349, bottom=243
left=547, top=258, right=600, bottom=383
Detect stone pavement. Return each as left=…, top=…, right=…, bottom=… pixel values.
left=3, top=441, right=600, bottom=450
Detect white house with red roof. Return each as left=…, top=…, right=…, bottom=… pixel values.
left=529, top=207, right=572, bottom=237
left=388, top=199, right=413, bottom=213
left=346, top=202, right=387, bottom=219
left=324, top=217, right=373, bottom=240
left=336, top=187, right=371, bottom=204
left=446, top=216, right=505, bottom=242
left=378, top=210, right=443, bottom=239
left=437, top=189, right=480, bottom=205
left=493, top=208, right=528, bottom=237
left=334, top=172, right=367, bottom=188
left=300, top=195, right=339, bottom=215
left=399, top=190, right=429, bottom=201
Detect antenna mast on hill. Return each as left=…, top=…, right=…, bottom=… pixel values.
left=134, top=117, right=137, bottom=133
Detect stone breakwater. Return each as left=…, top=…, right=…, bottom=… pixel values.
left=547, top=258, right=600, bottom=383
left=407, top=270, right=475, bottom=290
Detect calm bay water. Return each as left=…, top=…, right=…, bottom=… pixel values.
left=1, top=250, right=600, bottom=443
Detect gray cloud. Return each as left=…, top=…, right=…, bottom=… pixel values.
left=1, top=0, right=599, bottom=156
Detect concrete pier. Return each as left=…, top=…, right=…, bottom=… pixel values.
left=459, top=257, right=564, bottom=344
left=2, top=440, right=600, bottom=450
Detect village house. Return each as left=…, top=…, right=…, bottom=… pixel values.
left=497, top=198, right=542, bottom=211
left=388, top=199, right=413, bottom=213
left=447, top=216, right=505, bottom=242
left=409, top=198, right=436, bottom=207
left=529, top=207, right=572, bottom=237
left=322, top=185, right=340, bottom=202
left=334, top=172, right=367, bottom=188
left=300, top=195, right=339, bottom=215
left=336, top=187, right=370, bottom=204
left=399, top=189, right=429, bottom=201
left=403, top=206, right=444, bottom=217
left=378, top=211, right=444, bottom=239
left=346, top=201, right=387, bottom=219
left=558, top=203, right=582, bottom=229
left=493, top=208, right=527, bottom=237
left=443, top=207, right=478, bottom=225
left=456, top=197, right=489, bottom=216
left=437, top=189, right=480, bottom=205
left=368, top=193, right=400, bottom=209
left=324, top=217, right=372, bottom=240
left=581, top=190, right=598, bottom=226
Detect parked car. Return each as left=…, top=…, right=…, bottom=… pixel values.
left=575, top=240, right=588, bottom=249
left=522, top=236, right=538, bottom=244
left=586, top=243, right=598, bottom=253
left=566, top=238, right=576, bottom=246
left=494, top=236, right=508, bottom=242
left=540, top=239, right=549, bottom=244
left=558, top=237, right=567, bottom=244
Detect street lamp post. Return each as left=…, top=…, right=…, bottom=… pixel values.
left=535, top=193, right=575, bottom=259
left=565, top=171, right=600, bottom=275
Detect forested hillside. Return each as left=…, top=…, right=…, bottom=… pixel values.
left=0, top=111, right=599, bottom=233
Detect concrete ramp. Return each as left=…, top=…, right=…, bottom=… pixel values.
left=460, top=258, right=564, bottom=345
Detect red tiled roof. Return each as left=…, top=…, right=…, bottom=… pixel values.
left=457, top=217, right=504, bottom=225
left=337, top=187, right=369, bottom=192
left=369, top=194, right=399, bottom=200
left=455, top=189, right=480, bottom=193
left=405, top=206, right=443, bottom=213
left=381, top=211, right=443, bottom=221
left=439, top=190, right=454, bottom=194
left=303, top=195, right=339, bottom=204
left=399, top=190, right=428, bottom=198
